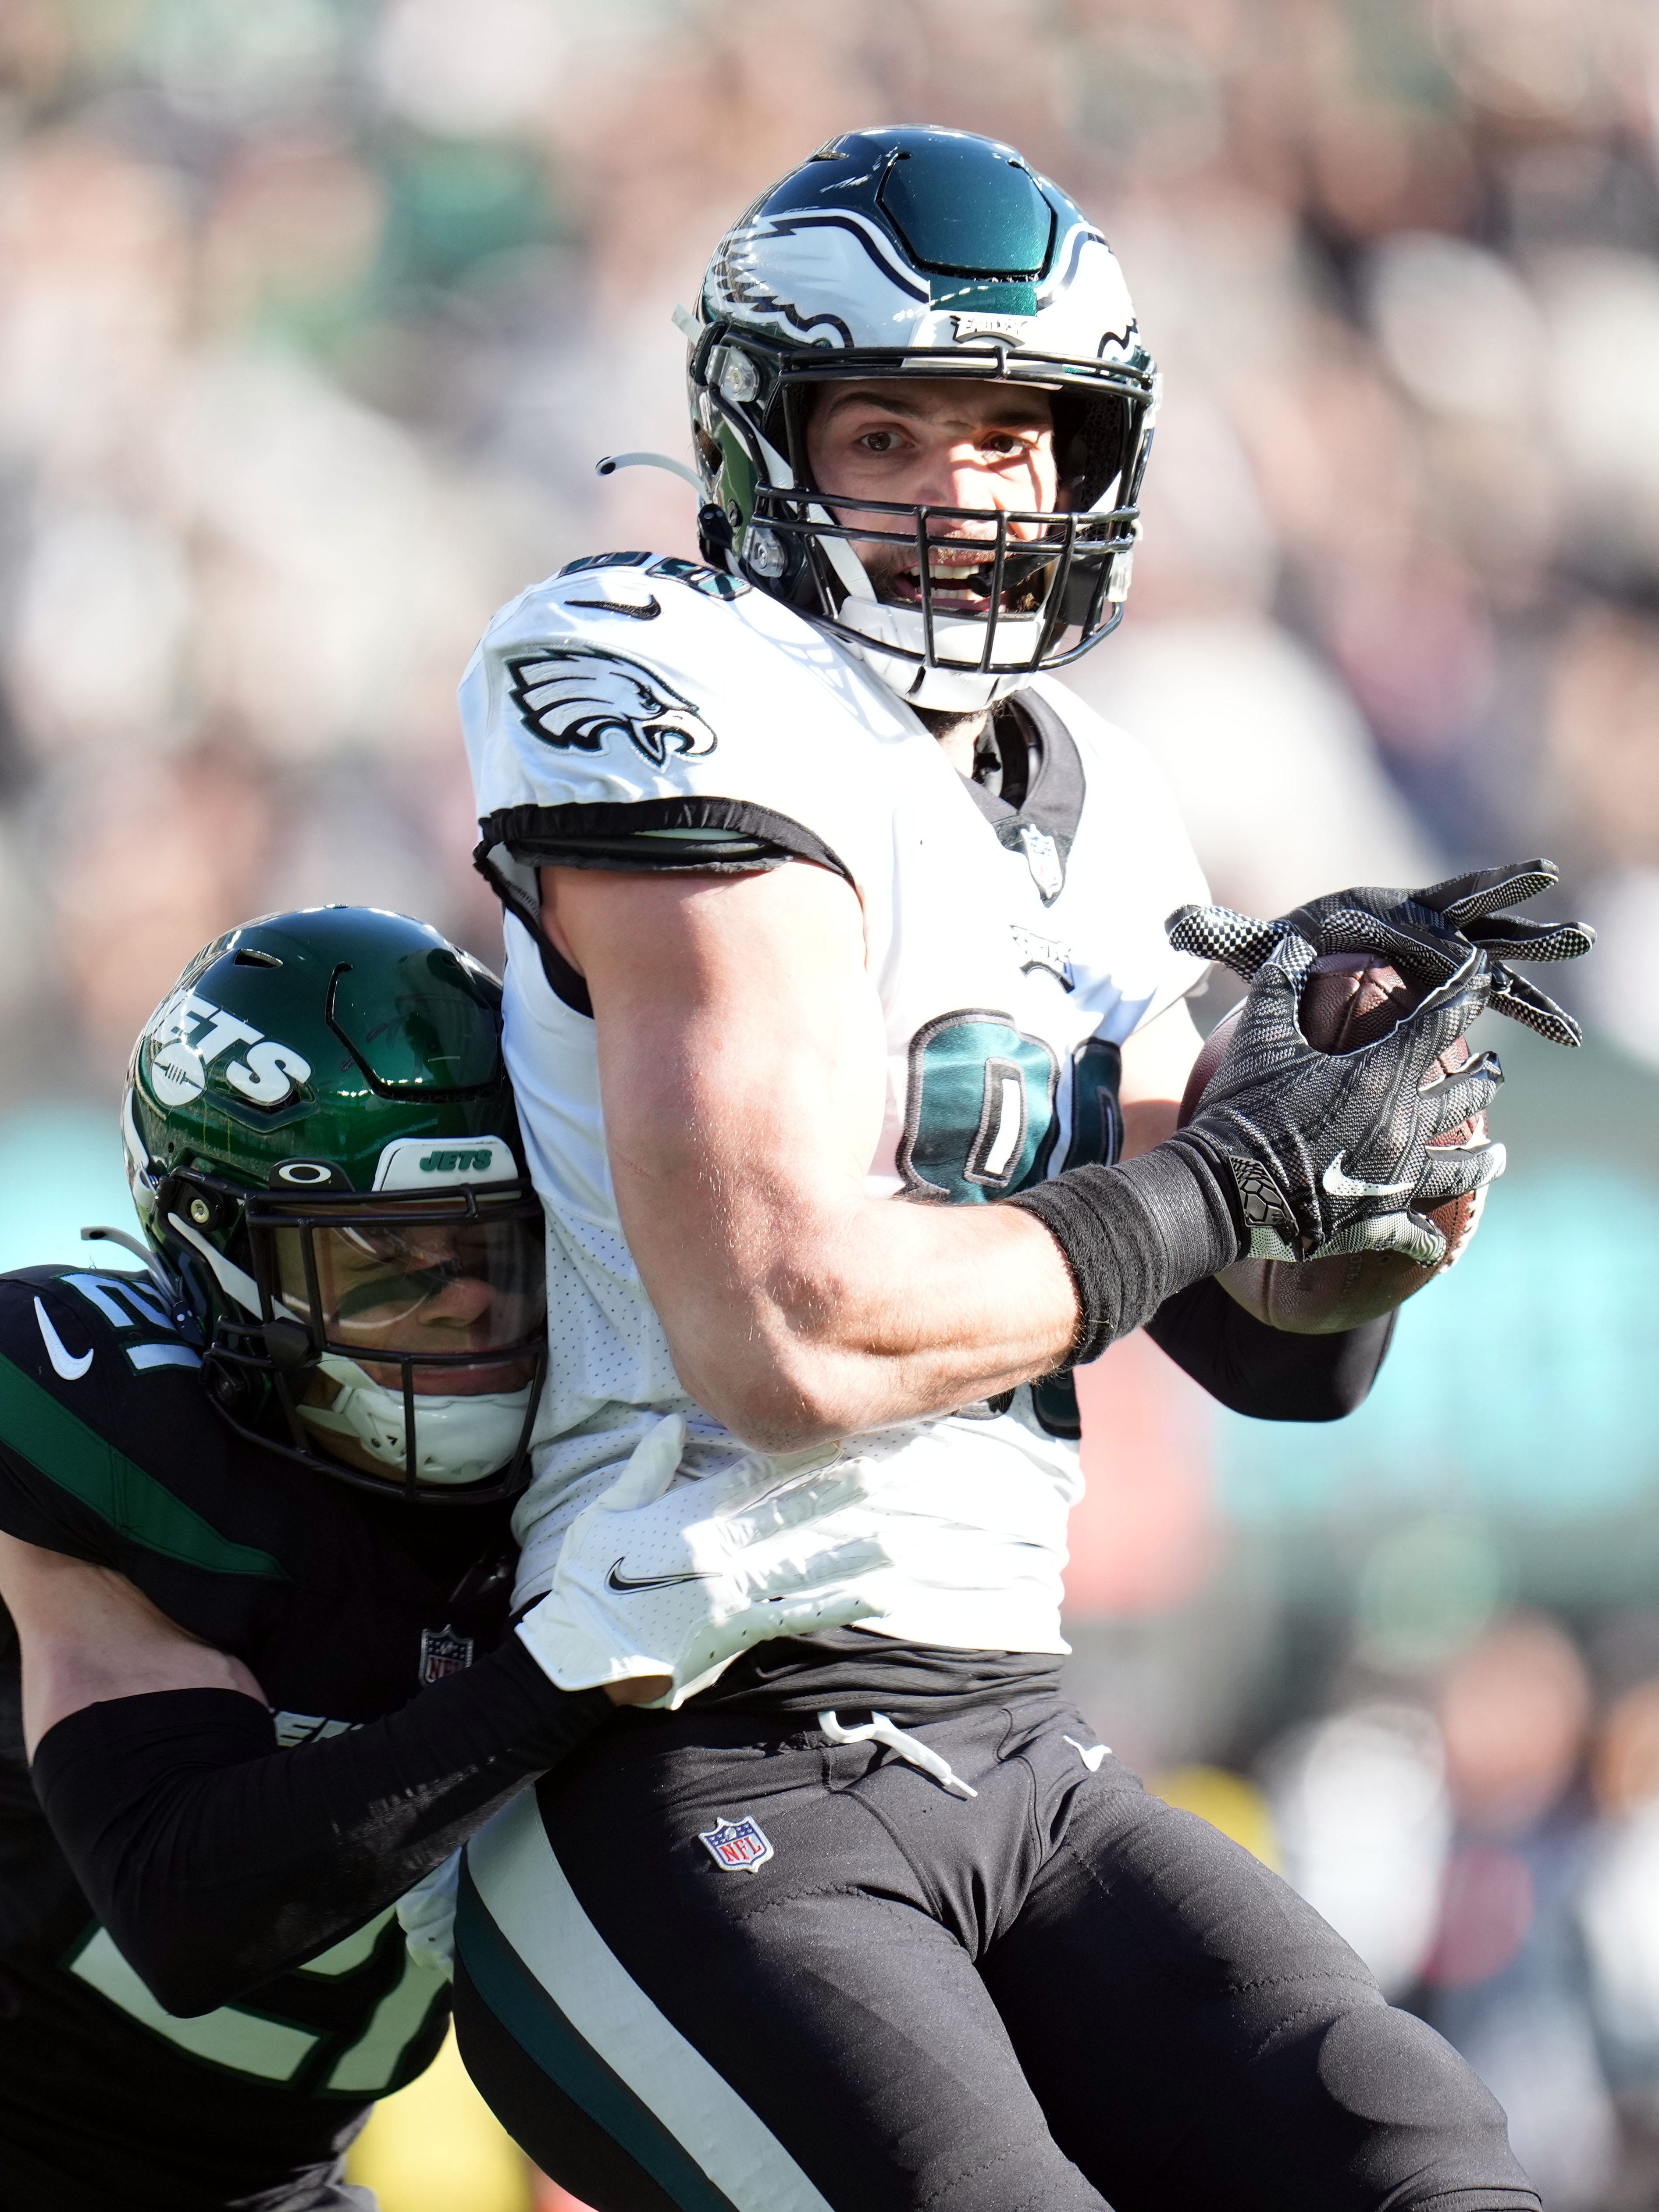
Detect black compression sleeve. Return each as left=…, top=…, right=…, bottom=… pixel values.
left=1003, top=1138, right=1245, bottom=1367
left=1143, top=1275, right=1396, bottom=1421
left=30, top=1634, right=610, bottom=2016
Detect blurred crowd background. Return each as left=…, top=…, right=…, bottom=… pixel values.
left=2, top=0, right=1658, bottom=2204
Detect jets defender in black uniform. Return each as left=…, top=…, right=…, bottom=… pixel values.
left=0, top=905, right=885, bottom=2212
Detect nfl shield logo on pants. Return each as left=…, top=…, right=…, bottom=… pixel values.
left=698, top=1814, right=774, bottom=1874
left=419, top=1625, right=474, bottom=1685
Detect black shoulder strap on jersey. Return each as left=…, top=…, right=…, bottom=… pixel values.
left=1011, top=691, right=1086, bottom=858
left=472, top=834, right=594, bottom=1017
left=474, top=799, right=854, bottom=1018
left=960, top=694, right=1086, bottom=906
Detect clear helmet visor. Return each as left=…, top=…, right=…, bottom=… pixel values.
left=269, top=1207, right=545, bottom=1367
left=256, top=1198, right=546, bottom=1491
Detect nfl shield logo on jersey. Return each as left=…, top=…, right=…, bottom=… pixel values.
left=418, top=1625, right=474, bottom=1685
left=1015, top=822, right=1066, bottom=903
left=698, top=1814, right=775, bottom=1874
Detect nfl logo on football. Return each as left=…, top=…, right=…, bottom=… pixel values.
left=698, top=1814, right=774, bottom=1874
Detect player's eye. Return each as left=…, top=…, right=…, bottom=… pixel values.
left=858, top=428, right=901, bottom=453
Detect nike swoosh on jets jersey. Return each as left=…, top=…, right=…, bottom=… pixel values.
left=34, top=1298, right=93, bottom=1381
left=1321, top=1154, right=1417, bottom=1202
left=1063, top=1735, right=1109, bottom=1773
left=606, top=1559, right=716, bottom=1593
left=566, top=596, right=662, bottom=621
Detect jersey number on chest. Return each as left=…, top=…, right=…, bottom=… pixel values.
left=897, top=1013, right=1121, bottom=1202
left=897, top=1015, right=1121, bottom=1437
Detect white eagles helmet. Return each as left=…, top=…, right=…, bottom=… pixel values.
left=684, top=125, right=1159, bottom=713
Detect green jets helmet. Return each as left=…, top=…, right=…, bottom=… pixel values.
left=122, top=905, right=546, bottom=1503
left=684, top=124, right=1159, bottom=714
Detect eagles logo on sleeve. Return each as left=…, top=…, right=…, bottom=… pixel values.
left=506, top=648, right=717, bottom=768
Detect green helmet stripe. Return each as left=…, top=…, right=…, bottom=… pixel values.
left=0, top=1351, right=287, bottom=1580
left=714, top=419, right=756, bottom=531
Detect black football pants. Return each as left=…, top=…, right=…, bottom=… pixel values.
left=452, top=1691, right=1538, bottom=2212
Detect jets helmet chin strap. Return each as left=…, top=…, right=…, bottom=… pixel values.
left=673, top=125, right=1157, bottom=714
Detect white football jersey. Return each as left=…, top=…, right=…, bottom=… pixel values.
left=461, top=553, right=1209, bottom=1655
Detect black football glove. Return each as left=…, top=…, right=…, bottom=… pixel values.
left=1168, top=858, right=1594, bottom=1048
left=1173, top=931, right=1505, bottom=1270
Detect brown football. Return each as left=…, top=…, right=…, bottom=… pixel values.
left=1176, top=953, right=1486, bottom=1333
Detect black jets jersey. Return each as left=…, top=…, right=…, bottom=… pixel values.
left=0, top=1264, right=516, bottom=2212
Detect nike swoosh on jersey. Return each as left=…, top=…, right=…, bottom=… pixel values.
left=566, top=596, right=662, bottom=621
left=606, top=1559, right=716, bottom=1593
left=1321, top=1154, right=1417, bottom=1202
left=1063, top=1734, right=1109, bottom=1773
left=34, top=1298, right=93, bottom=1381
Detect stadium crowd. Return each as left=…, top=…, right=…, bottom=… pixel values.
left=3, top=1, right=1659, bottom=2203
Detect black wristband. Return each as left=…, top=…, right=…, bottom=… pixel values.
left=32, top=1640, right=611, bottom=2016
left=1004, top=1138, right=1245, bottom=1368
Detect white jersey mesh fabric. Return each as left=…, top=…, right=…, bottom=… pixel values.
left=462, top=555, right=1210, bottom=1657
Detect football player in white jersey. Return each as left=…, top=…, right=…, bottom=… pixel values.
left=451, top=126, right=1581, bottom=2212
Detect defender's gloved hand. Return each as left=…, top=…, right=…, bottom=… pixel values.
left=1169, top=858, right=1594, bottom=1048
left=1172, top=931, right=1504, bottom=1270
left=516, top=1416, right=891, bottom=1709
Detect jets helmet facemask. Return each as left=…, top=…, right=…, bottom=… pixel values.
left=121, top=906, right=547, bottom=1504
left=684, top=125, right=1158, bottom=713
